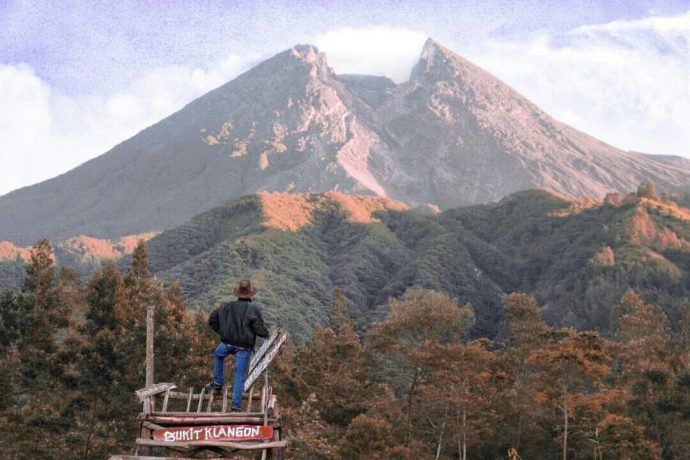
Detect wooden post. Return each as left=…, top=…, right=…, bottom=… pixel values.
left=146, top=304, right=154, bottom=387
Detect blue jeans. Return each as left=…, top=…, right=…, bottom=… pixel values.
left=213, top=342, right=252, bottom=410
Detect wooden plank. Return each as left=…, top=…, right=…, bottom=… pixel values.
left=109, top=456, right=234, bottom=460
left=135, top=438, right=287, bottom=451
left=153, top=425, right=273, bottom=442
left=142, top=421, right=165, bottom=431
left=207, top=391, right=214, bottom=412
left=162, top=388, right=171, bottom=412
left=267, top=394, right=278, bottom=417
left=139, top=414, right=280, bottom=426
left=197, top=387, right=206, bottom=413
left=139, top=411, right=263, bottom=420
left=146, top=304, right=154, bottom=387
left=248, top=330, right=280, bottom=374
left=169, top=390, right=255, bottom=401
left=136, top=383, right=176, bottom=401
left=186, top=388, right=193, bottom=412
left=244, top=333, right=287, bottom=391
left=222, top=386, right=228, bottom=412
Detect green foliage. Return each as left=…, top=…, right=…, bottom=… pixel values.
left=3, top=243, right=690, bottom=458
left=1, top=189, right=690, bottom=457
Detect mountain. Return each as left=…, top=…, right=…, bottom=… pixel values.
left=4, top=188, right=690, bottom=341
left=123, top=188, right=690, bottom=342
left=2, top=39, right=690, bottom=245
left=118, top=191, right=504, bottom=341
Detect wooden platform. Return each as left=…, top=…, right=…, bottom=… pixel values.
left=110, top=329, right=288, bottom=459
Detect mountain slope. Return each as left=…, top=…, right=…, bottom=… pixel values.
left=0, top=45, right=374, bottom=245
left=135, top=189, right=690, bottom=341
left=5, top=189, right=690, bottom=341
left=2, top=40, right=689, bottom=245
left=374, top=40, right=690, bottom=207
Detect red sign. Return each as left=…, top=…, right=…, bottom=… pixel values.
left=154, top=425, right=273, bottom=442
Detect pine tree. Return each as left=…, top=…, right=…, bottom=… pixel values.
left=530, top=329, right=610, bottom=460
left=367, top=289, right=474, bottom=453
left=611, top=290, right=671, bottom=456
left=295, top=288, right=367, bottom=426
left=501, top=293, right=553, bottom=456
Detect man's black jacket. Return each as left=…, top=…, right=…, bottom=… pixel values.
left=208, top=300, right=269, bottom=349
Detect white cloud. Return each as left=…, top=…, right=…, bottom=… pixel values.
left=0, top=54, right=255, bottom=196
left=312, top=26, right=427, bottom=83
left=466, top=10, right=690, bottom=157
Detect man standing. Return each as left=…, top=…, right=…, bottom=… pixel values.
left=208, top=279, right=269, bottom=412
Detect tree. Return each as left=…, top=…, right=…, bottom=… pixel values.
left=0, top=240, right=75, bottom=457
left=0, top=290, right=26, bottom=411
left=19, top=240, right=69, bottom=388
left=295, top=288, right=367, bottom=426
left=501, top=293, right=553, bottom=456
left=338, top=414, right=394, bottom=460
left=430, top=338, right=501, bottom=460
left=637, top=181, right=658, bottom=200
left=611, top=290, right=672, bottom=456
left=611, top=290, right=672, bottom=376
left=367, top=289, right=474, bottom=453
left=530, top=329, right=610, bottom=460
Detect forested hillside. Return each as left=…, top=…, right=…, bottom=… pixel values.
left=2, top=240, right=689, bottom=458
left=128, top=185, right=690, bottom=341
left=5, top=185, right=689, bottom=343
left=0, top=233, right=156, bottom=293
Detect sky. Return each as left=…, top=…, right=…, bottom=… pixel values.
left=1, top=0, right=689, bottom=196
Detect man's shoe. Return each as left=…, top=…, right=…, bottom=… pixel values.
left=231, top=406, right=242, bottom=412
left=206, top=381, right=223, bottom=394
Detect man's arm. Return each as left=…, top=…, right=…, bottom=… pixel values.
left=208, top=308, right=220, bottom=334
left=250, top=305, right=269, bottom=338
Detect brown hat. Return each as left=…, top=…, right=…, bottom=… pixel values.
left=233, top=279, right=257, bottom=298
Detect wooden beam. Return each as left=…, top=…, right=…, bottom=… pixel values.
left=185, top=388, right=193, bottom=412
left=207, top=391, right=214, bottom=412
left=162, top=388, right=171, bottom=412
left=139, top=414, right=280, bottom=426
left=196, top=387, right=206, bottom=413
left=146, top=304, right=154, bottom=387
left=248, top=330, right=280, bottom=374
left=108, top=456, right=233, bottom=460
left=168, top=391, right=255, bottom=401
left=135, top=438, right=287, bottom=451
left=244, top=333, right=287, bottom=391
left=142, top=421, right=165, bottom=431
left=143, top=410, right=266, bottom=417
left=136, top=383, right=176, bottom=401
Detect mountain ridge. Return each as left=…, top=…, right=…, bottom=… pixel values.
left=2, top=38, right=689, bottom=245
left=3, top=188, right=690, bottom=342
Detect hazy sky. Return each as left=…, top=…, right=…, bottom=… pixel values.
left=1, top=0, right=689, bottom=196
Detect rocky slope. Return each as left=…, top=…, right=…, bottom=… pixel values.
left=2, top=40, right=689, bottom=245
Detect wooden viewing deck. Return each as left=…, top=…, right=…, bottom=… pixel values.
left=109, top=329, right=288, bottom=459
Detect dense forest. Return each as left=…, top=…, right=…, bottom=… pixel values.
left=140, top=185, right=690, bottom=342
left=2, top=236, right=690, bottom=459
left=3, top=185, right=690, bottom=342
